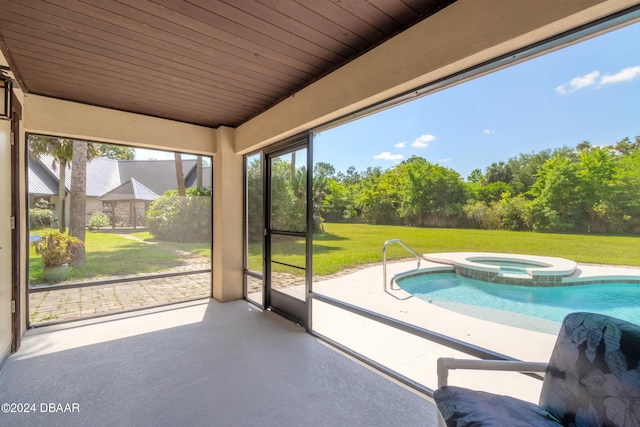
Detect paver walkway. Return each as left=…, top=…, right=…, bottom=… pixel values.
left=29, top=272, right=211, bottom=324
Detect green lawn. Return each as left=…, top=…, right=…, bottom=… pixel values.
left=32, top=224, right=640, bottom=283
left=130, top=231, right=212, bottom=258
left=250, top=223, right=640, bottom=276
left=30, top=229, right=210, bottom=284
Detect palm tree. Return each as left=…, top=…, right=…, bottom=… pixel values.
left=29, top=135, right=73, bottom=232
left=313, top=174, right=328, bottom=232
left=196, top=155, right=203, bottom=190
left=69, top=140, right=88, bottom=265
left=30, top=136, right=100, bottom=242
left=174, top=152, right=186, bottom=207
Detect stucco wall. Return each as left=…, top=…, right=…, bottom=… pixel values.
left=23, top=95, right=216, bottom=156
left=212, top=126, right=243, bottom=302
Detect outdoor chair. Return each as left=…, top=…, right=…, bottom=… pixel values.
left=434, top=312, right=640, bottom=426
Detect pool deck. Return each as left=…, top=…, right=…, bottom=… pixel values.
left=307, top=257, right=640, bottom=404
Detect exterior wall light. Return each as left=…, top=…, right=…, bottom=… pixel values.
left=0, top=75, right=11, bottom=120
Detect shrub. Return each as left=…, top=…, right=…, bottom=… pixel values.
left=87, top=213, right=111, bottom=230
left=30, top=208, right=55, bottom=229
left=530, top=204, right=574, bottom=232
left=146, top=187, right=212, bottom=242
left=29, top=198, right=55, bottom=229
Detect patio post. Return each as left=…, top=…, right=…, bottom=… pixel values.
left=212, top=126, right=243, bottom=301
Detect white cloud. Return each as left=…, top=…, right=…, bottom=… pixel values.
left=555, top=70, right=600, bottom=94
left=394, top=142, right=406, bottom=148
left=374, top=152, right=404, bottom=162
left=600, top=65, right=640, bottom=85
left=438, top=158, right=451, bottom=163
left=411, top=134, right=436, bottom=148
left=484, top=129, right=495, bottom=135
left=556, top=66, right=640, bottom=94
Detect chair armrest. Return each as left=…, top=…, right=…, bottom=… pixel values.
left=437, top=357, right=547, bottom=388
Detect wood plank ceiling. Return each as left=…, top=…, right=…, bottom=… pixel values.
left=0, top=0, right=455, bottom=128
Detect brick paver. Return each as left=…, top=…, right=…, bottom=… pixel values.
left=29, top=272, right=211, bottom=324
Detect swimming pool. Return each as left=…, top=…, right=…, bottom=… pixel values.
left=397, top=272, right=640, bottom=334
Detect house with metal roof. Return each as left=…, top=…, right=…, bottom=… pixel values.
left=28, top=153, right=211, bottom=228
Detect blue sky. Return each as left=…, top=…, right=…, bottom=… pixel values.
left=314, top=21, right=640, bottom=180
left=135, top=147, right=174, bottom=160
left=135, top=148, right=197, bottom=161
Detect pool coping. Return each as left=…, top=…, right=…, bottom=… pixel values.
left=394, top=252, right=640, bottom=286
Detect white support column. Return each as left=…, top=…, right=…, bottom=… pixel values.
left=212, top=126, right=244, bottom=302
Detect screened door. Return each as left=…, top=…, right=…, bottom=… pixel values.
left=265, top=144, right=309, bottom=325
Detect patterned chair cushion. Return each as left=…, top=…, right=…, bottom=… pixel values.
left=434, top=386, right=563, bottom=427
left=539, top=312, right=640, bottom=427
left=434, top=312, right=640, bottom=427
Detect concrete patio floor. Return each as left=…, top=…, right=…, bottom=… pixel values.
left=1, top=299, right=437, bottom=427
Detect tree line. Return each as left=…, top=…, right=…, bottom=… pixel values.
left=248, top=136, right=640, bottom=239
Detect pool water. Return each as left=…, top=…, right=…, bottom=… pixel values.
left=398, top=273, right=640, bottom=333
left=474, top=260, right=543, bottom=276
left=474, top=260, right=545, bottom=269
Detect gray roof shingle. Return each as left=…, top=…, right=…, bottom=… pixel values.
left=28, top=156, right=59, bottom=196
left=99, top=178, right=159, bottom=202
left=28, top=155, right=208, bottom=199
left=117, top=159, right=197, bottom=196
